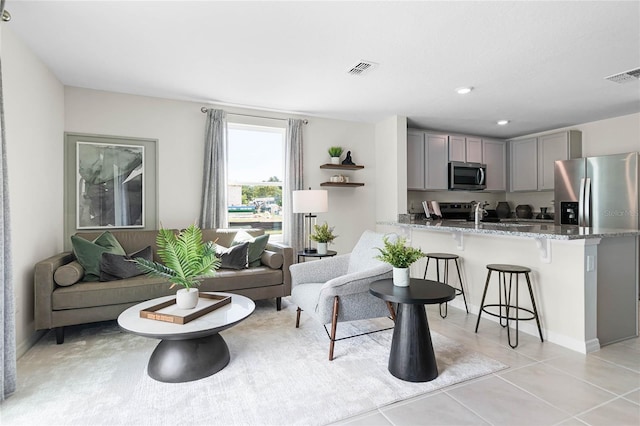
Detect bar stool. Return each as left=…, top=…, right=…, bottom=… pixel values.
left=423, top=253, right=469, bottom=318
left=474, top=264, right=543, bottom=348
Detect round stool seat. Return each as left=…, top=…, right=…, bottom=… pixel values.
left=486, top=264, right=531, bottom=273
left=425, top=253, right=459, bottom=260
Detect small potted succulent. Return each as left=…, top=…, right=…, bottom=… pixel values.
left=309, top=222, right=337, bottom=255
left=374, top=236, right=425, bottom=287
left=328, top=146, right=343, bottom=164
left=133, top=224, right=221, bottom=309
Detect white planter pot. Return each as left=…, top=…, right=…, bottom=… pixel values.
left=392, top=267, right=410, bottom=287
left=176, top=287, right=199, bottom=309
left=330, top=156, right=341, bottom=164
left=317, top=242, right=328, bottom=255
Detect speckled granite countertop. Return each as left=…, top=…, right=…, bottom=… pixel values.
left=380, top=220, right=640, bottom=240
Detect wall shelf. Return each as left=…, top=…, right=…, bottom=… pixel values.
left=320, top=182, right=365, bottom=187
left=319, top=164, right=365, bottom=170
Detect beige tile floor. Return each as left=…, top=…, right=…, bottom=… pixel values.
left=334, top=303, right=640, bottom=426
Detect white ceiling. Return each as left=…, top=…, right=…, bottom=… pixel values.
left=5, top=0, right=640, bottom=139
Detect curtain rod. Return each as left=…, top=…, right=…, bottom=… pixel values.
left=200, top=107, right=308, bottom=124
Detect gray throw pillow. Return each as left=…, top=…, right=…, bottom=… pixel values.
left=53, top=261, right=85, bottom=286
left=99, top=246, right=153, bottom=281
left=215, top=242, right=249, bottom=270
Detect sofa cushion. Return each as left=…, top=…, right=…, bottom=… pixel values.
left=71, top=231, right=126, bottom=281
left=99, top=246, right=153, bottom=281
left=53, top=261, right=85, bottom=286
left=234, top=233, right=270, bottom=267
left=261, top=250, right=283, bottom=269
left=215, top=242, right=249, bottom=270
left=202, top=229, right=237, bottom=249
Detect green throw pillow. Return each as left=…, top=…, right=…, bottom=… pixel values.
left=245, top=234, right=270, bottom=267
left=71, top=231, right=126, bottom=281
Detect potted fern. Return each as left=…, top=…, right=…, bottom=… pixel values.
left=328, top=146, right=343, bottom=164
left=133, top=224, right=221, bottom=309
left=375, top=235, right=425, bottom=287
left=309, top=222, right=337, bottom=255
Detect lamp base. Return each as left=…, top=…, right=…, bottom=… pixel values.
left=303, top=248, right=317, bottom=254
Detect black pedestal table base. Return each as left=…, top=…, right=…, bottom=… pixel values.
left=389, top=303, right=438, bottom=382
left=148, top=333, right=230, bottom=383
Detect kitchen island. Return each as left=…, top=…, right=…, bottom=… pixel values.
left=377, top=220, right=640, bottom=353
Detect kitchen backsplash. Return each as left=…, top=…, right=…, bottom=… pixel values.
left=407, top=190, right=555, bottom=215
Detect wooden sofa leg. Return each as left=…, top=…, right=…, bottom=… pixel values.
left=276, top=297, right=282, bottom=311
left=296, top=307, right=301, bottom=328
left=55, top=327, right=64, bottom=344
left=329, top=296, right=339, bottom=361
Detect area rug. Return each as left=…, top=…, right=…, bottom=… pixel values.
left=2, top=298, right=506, bottom=426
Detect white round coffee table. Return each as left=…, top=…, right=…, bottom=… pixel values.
left=118, top=292, right=255, bottom=383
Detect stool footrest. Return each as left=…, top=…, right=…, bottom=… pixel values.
left=480, top=304, right=538, bottom=322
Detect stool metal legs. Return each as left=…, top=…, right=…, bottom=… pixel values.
left=423, top=257, right=469, bottom=318
left=475, top=270, right=543, bottom=348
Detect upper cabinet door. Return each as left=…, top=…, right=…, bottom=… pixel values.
left=466, top=137, right=483, bottom=163
left=509, top=138, right=538, bottom=191
left=537, top=130, right=582, bottom=191
left=482, top=139, right=506, bottom=191
left=407, top=131, right=426, bottom=190
left=425, top=134, right=449, bottom=190
left=448, top=135, right=466, bottom=162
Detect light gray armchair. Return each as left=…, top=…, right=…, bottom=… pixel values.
left=290, top=230, right=397, bottom=360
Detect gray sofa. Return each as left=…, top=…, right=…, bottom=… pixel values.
left=35, top=228, right=293, bottom=343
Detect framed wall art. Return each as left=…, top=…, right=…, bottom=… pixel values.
left=64, top=133, right=158, bottom=246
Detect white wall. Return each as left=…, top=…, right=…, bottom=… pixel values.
left=2, top=26, right=65, bottom=355
left=64, top=87, right=378, bottom=255
left=374, top=115, right=407, bottom=221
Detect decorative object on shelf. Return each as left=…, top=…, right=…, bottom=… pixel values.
left=330, top=175, right=349, bottom=183
left=292, top=188, right=329, bottom=254
left=515, top=204, right=533, bottom=219
left=496, top=201, right=511, bottom=219
left=328, top=146, right=343, bottom=164
left=133, top=224, right=221, bottom=309
left=342, top=150, right=355, bottom=165
left=309, top=222, right=337, bottom=255
left=374, top=236, right=425, bottom=287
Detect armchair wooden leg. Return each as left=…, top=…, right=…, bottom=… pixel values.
left=329, top=296, right=339, bottom=361
left=296, top=307, right=302, bottom=328
left=386, top=302, right=396, bottom=322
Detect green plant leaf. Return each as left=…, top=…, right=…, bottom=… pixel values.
left=374, top=236, right=425, bottom=268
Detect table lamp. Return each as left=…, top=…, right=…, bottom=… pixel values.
left=292, top=188, right=328, bottom=254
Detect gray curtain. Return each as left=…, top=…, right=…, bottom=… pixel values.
left=0, top=0, right=16, bottom=400
left=283, top=119, right=304, bottom=253
left=199, top=109, right=228, bottom=229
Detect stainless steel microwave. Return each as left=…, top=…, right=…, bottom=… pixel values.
left=448, top=162, right=486, bottom=190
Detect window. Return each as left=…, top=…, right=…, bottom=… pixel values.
left=227, top=122, right=285, bottom=241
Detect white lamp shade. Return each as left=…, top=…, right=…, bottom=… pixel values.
left=292, top=190, right=328, bottom=213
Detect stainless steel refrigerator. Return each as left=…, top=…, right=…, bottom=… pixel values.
left=554, top=152, right=639, bottom=229
left=554, top=151, right=639, bottom=346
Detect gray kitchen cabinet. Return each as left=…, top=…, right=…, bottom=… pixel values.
left=482, top=139, right=506, bottom=191
left=407, top=130, right=448, bottom=190
left=537, top=130, right=582, bottom=191
left=509, top=137, right=538, bottom=191
left=448, top=135, right=483, bottom=163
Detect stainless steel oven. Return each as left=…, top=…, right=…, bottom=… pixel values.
left=448, top=162, right=486, bottom=190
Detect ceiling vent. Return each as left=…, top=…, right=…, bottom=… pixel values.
left=347, top=60, right=377, bottom=76
left=604, top=67, right=640, bottom=84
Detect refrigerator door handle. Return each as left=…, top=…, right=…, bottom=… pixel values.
left=584, top=178, right=591, bottom=227
left=579, top=178, right=586, bottom=226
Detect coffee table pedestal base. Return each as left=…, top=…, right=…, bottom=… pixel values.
left=148, top=333, right=230, bottom=383
left=388, top=304, right=438, bottom=382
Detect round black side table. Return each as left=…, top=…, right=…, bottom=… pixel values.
left=297, top=250, right=337, bottom=263
left=370, top=278, right=455, bottom=382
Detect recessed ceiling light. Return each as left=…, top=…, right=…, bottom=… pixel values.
left=455, top=87, right=473, bottom=95
left=497, top=120, right=510, bottom=126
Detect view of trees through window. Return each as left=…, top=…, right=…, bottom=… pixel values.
left=227, top=123, right=285, bottom=240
